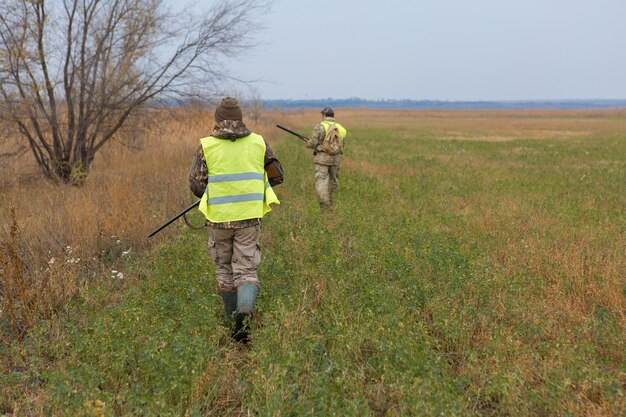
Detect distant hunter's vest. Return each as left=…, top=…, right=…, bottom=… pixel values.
left=198, top=133, right=279, bottom=223
left=320, top=120, right=347, bottom=139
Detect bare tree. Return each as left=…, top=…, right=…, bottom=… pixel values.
left=0, top=0, right=269, bottom=184
left=245, top=86, right=263, bottom=124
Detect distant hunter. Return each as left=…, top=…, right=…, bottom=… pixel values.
left=306, top=107, right=348, bottom=208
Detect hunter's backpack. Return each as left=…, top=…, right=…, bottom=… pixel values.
left=319, top=123, right=344, bottom=155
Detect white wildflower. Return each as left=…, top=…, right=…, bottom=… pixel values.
left=116, top=240, right=121, bottom=245
left=48, top=257, right=56, bottom=265
left=116, top=272, right=124, bottom=279
left=122, top=249, right=131, bottom=256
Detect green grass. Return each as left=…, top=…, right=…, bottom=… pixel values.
left=2, top=120, right=625, bottom=416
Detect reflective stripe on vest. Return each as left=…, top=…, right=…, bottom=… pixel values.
left=209, top=192, right=264, bottom=205
left=208, top=172, right=264, bottom=183
left=198, top=133, right=279, bottom=223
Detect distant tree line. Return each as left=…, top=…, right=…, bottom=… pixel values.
left=258, top=98, right=626, bottom=111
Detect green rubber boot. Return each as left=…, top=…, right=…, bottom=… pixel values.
left=232, top=284, right=258, bottom=343
left=220, top=291, right=237, bottom=327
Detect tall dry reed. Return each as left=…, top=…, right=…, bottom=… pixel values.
left=0, top=105, right=324, bottom=344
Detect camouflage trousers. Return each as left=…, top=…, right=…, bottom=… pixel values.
left=207, top=224, right=261, bottom=291
left=314, top=163, right=340, bottom=206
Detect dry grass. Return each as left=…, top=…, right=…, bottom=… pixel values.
left=0, top=106, right=282, bottom=344
left=279, top=107, right=625, bottom=359
left=2, top=106, right=624, bottom=343
left=1, top=105, right=624, bottom=415
left=0, top=105, right=332, bottom=345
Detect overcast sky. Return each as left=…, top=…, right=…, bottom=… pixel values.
left=174, top=0, right=626, bottom=101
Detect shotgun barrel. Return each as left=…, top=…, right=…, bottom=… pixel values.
left=276, top=125, right=310, bottom=142
left=148, top=199, right=201, bottom=238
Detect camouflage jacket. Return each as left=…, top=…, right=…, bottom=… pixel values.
left=189, top=120, right=279, bottom=229
left=306, top=117, right=344, bottom=166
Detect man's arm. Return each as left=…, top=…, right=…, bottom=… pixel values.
left=189, top=145, right=208, bottom=198
left=264, top=139, right=279, bottom=166
left=264, top=139, right=284, bottom=186
left=307, top=123, right=325, bottom=149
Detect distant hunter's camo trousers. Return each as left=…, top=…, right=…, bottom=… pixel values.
left=207, top=224, right=261, bottom=291
left=314, top=163, right=340, bottom=206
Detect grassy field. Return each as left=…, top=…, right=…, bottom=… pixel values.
left=1, top=109, right=625, bottom=415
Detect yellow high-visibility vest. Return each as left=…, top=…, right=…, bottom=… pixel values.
left=321, top=120, right=347, bottom=138
left=198, top=133, right=279, bottom=223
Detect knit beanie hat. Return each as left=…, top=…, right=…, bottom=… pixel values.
left=214, top=97, right=243, bottom=123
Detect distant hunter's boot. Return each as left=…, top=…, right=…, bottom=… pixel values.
left=220, top=290, right=237, bottom=328
left=232, top=284, right=258, bottom=343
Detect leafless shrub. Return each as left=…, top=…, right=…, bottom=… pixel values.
left=0, top=0, right=270, bottom=184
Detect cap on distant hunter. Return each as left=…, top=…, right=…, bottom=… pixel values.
left=215, top=97, right=243, bottom=123
left=321, top=107, right=334, bottom=117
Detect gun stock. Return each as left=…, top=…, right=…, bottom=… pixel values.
left=276, top=125, right=309, bottom=142
left=148, top=199, right=201, bottom=238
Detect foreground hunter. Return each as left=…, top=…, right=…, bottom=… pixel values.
left=306, top=107, right=347, bottom=208
left=189, top=97, right=281, bottom=342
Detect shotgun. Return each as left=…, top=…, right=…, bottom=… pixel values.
left=276, top=125, right=310, bottom=143
left=148, top=199, right=200, bottom=238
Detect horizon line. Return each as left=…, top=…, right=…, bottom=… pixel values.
left=259, top=98, right=626, bottom=103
